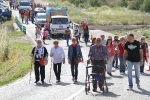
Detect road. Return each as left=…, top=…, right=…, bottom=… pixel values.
left=0, top=7, right=150, bottom=100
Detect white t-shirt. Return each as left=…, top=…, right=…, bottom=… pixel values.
left=50, top=46, right=65, bottom=64
left=73, top=28, right=79, bottom=36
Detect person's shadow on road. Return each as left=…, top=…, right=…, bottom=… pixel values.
left=132, top=88, right=150, bottom=96
left=36, top=82, right=52, bottom=87
left=55, top=82, right=71, bottom=86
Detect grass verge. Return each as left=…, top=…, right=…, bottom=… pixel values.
left=0, top=30, right=32, bottom=86
left=48, top=0, right=150, bottom=25
left=0, top=17, right=15, bottom=26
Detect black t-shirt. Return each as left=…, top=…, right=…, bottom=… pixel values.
left=125, top=40, right=141, bottom=62
left=72, top=46, right=77, bottom=60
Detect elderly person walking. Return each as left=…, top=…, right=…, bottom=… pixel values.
left=88, top=37, right=108, bottom=92
left=68, top=37, right=83, bottom=82
left=106, top=36, right=115, bottom=76
left=31, top=39, right=48, bottom=83
left=140, top=36, right=149, bottom=74
left=50, top=40, right=65, bottom=82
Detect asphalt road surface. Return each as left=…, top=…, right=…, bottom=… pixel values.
left=0, top=9, right=150, bottom=100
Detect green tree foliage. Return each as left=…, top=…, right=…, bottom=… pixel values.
left=140, top=0, right=150, bottom=12
left=128, top=0, right=143, bottom=10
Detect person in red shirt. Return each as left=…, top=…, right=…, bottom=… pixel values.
left=106, top=36, right=115, bottom=76
left=118, top=37, right=126, bottom=75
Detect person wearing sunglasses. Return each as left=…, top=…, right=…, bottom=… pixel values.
left=68, top=37, right=83, bottom=82
left=50, top=40, right=65, bottom=82
left=31, top=39, right=48, bottom=84
left=140, top=36, right=149, bottom=74
left=88, top=37, right=108, bottom=92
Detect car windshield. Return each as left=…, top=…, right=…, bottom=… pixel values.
left=37, top=15, right=46, bottom=19
left=20, top=2, right=30, bottom=6
left=52, top=18, right=68, bottom=24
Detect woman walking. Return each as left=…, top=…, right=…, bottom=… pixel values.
left=41, top=29, right=47, bottom=44
left=68, top=37, right=83, bottom=82
left=73, top=25, right=79, bottom=44
left=35, top=26, right=41, bottom=39
left=50, top=40, right=65, bottom=82
left=106, top=37, right=115, bottom=76
left=140, top=36, right=149, bottom=74
left=31, top=39, right=48, bottom=83
left=118, top=37, right=126, bottom=75
left=84, top=26, right=89, bottom=46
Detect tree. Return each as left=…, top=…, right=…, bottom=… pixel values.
left=140, top=0, right=150, bottom=12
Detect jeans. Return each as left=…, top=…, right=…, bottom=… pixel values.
left=53, top=63, right=62, bottom=80
left=71, top=60, right=78, bottom=79
left=84, top=34, right=89, bottom=45
left=113, top=55, right=118, bottom=67
left=34, top=61, right=45, bottom=81
left=66, top=35, right=70, bottom=46
left=25, top=18, right=28, bottom=24
left=127, top=60, right=140, bottom=88
left=140, top=57, right=146, bottom=72
left=107, top=56, right=114, bottom=73
left=119, top=55, right=125, bottom=73
left=31, top=16, right=34, bottom=24
left=21, top=16, right=24, bottom=23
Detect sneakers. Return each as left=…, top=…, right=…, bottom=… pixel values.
left=72, top=77, right=75, bottom=81
left=127, top=87, right=133, bottom=91
left=74, top=79, right=77, bottom=82
left=93, top=89, right=97, bottom=92
left=137, top=84, right=140, bottom=89
left=107, top=72, right=112, bottom=76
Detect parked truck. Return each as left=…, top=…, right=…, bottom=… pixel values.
left=46, top=7, right=69, bottom=36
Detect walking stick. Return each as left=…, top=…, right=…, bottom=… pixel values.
left=29, top=58, right=33, bottom=83
left=49, top=57, right=53, bottom=83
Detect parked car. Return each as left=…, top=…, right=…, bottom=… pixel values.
left=0, top=8, right=12, bottom=20
left=34, top=7, right=45, bottom=16
left=35, top=13, right=46, bottom=27
left=0, top=0, right=6, bottom=4
left=0, top=2, right=9, bottom=8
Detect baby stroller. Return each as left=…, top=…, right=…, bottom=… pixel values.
left=85, top=65, right=108, bottom=94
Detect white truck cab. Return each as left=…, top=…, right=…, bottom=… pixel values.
left=18, top=0, right=31, bottom=10
left=50, top=15, right=69, bottom=35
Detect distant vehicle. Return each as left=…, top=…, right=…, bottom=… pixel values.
left=0, top=8, right=12, bottom=20
left=35, top=13, right=46, bottom=27
left=46, top=7, right=69, bottom=36
left=34, top=7, right=45, bottom=15
left=18, top=0, right=31, bottom=12
left=0, top=0, right=6, bottom=4
left=0, top=2, right=9, bottom=8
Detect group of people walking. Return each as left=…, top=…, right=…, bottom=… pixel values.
left=31, top=25, right=149, bottom=91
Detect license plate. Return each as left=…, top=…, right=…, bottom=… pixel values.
left=59, top=25, right=63, bottom=28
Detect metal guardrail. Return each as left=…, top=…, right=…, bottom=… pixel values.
left=15, top=17, right=26, bottom=34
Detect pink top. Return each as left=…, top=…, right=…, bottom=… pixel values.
left=42, top=31, right=47, bottom=37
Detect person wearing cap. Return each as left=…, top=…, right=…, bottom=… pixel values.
left=64, top=27, right=71, bottom=46
left=73, top=25, right=79, bottom=44
left=88, top=37, right=108, bottom=92
left=101, top=35, right=106, bottom=46
left=140, top=36, right=149, bottom=74
left=31, top=39, right=48, bottom=83
left=106, top=36, right=115, bottom=76
left=68, top=37, right=83, bottom=82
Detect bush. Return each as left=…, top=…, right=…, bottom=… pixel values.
left=87, top=7, right=95, bottom=12
left=128, top=0, right=143, bottom=10
left=118, top=0, right=128, bottom=7
left=140, top=0, right=150, bottom=12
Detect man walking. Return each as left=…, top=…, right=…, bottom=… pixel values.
left=64, top=27, right=71, bottom=46
left=101, top=35, right=106, bottom=46
left=123, top=34, right=143, bottom=90
left=88, top=37, right=108, bottom=92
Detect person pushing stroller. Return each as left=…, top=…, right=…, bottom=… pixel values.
left=88, top=37, right=109, bottom=92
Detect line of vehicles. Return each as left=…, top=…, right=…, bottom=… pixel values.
left=0, top=0, right=12, bottom=22
left=35, top=6, right=69, bottom=35
left=10, top=0, right=70, bottom=35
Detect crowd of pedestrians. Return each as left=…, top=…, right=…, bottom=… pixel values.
left=31, top=30, right=149, bottom=91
